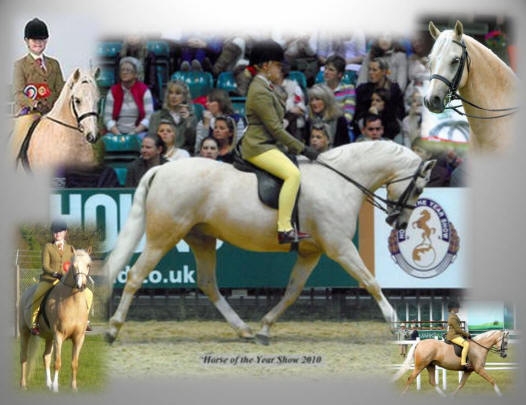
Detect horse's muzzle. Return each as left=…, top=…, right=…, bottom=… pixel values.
left=85, top=132, right=98, bottom=144
left=424, top=96, right=445, bottom=113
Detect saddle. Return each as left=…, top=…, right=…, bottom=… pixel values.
left=443, top=334, right=468, bottom=359
left=232, top=145, right=300, bottom=218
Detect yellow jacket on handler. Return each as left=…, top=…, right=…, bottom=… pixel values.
left=446, top=300, right=471, bottom=368
left=30, top=220, right=93, bottom=335
left=240, top=40, right=319, bottom=244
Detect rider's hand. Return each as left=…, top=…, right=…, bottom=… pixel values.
left=302, top=146, right=319, bottom=161
left=52, top=272, right=62, bottom=280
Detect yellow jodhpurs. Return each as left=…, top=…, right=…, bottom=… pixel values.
left=246, top=149, right=300, bottom=232
left=31, top=280, right=59, bottom=327
left=451, top=336, right=470, bottom=365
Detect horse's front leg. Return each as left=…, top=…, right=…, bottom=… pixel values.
left=51, top=334, right=64, bottom=392
left=452, top=369, right=473, bottom=396
left=256, top=251, right=321, bottom=345
left=19, top=328, right=30, bottom=389
left=330, top=242, right=398, bottom=326
left=467, top=366, right=502, bottom=396
left=43, top=338, right=54, bottom=390
left=70, top=332, right=86, bottom=392
left=187, top=234, right=253, bottom=339
left=107, top=245, right=167, bottom=343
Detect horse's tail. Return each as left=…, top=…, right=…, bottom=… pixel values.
left=391, top=341, right=418, bottom=382
left=104, top=166, right=161, bottom=286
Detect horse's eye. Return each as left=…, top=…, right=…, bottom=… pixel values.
left=74, top=97, right=81, bottom=105
left=452, top=57, right=461, bottom=65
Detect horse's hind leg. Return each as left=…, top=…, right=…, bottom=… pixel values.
left=256, top=252, right=321, bottom=345
left=187, top=234, right=253, bottom=339
left=107, top=245, right=168, bottom=342
left=427, top=365, right=446, bottom=397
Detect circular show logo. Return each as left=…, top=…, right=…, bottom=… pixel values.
left=388, top=198, right=460, bottom=278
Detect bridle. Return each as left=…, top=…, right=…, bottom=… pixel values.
left=430, top=39, right=518, bottom=119
left=44, top=80, right=99, bottom=133
left=315, top=159, right=426, bottom=216
left=470, top=330, right=509, bottom=358
left=62, top=261, right=90, bottom=290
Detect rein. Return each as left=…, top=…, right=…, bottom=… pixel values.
left=44, top=95, right=98, bottom=132
left=314, top=159, right=424, bottom=214
left=431, top=38, right=519, bottom=120
left=470, top=331, right=508, bottom=355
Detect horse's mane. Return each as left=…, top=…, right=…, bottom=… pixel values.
left=320, top=142, right=418, bottom=168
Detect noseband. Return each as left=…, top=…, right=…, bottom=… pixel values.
left=430, top=38, right=518, bottom=119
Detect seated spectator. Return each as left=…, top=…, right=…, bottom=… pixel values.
left=275, top=64, right=307, bottom=141
left=282, top=33, right=319, bottom=87
left=156, top=119, right=190, bottom=161
left=367, top=88, right=401, bottom=140
left=308, top=122, right=331, bottom=153
left=322, top=55, right=356, bottom=136
left=177, top=34, right=222, bottom=73
left=210, top=36, right=248, bottom=79
left=354, top=113, right=389, bottom=142
left=212, top=115, right=236, bottom=163
left=356, top=34, right=408, bottom=90
left=305, top=83, right=350, bottom=148
left=125, top=134, right=168, bottom=187
left=404, top=31, right=432, bottom=112
left=115, top=34, right=160, bottom=109
left=396, top=89, right=423, bottom=147
left=198, top=136, right=220, bottom=160
left=104, top=56, right=154, bottom=139
left=194, top=88, right=246, bottom=153
left=353, top=57, right=405, bottom=137
left=316, top=30, right=366, bottom=72
left=148, top=80, right=197, bottom=154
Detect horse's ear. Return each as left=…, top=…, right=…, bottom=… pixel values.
left=454, top=20, right=464, bottom=39
left=72, top=68, right=81, bottom=82
left=86, top=246, right=93, bottom=255
left=421, top=159, right=437, bottom=177
left=429, top=21, right=441, bottom=40
left=92, top=66, right=101, bottom=80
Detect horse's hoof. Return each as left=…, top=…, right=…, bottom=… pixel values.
left=238, top=328, right=254, bottom=340
left=104, top=332, right=116, bottom=345
left=255, top=333, right=270, bottom=346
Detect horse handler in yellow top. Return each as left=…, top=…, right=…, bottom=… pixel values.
left=240, top=39, right=319, bottom=244
left=446, top=300, right=471, bottom=370
left=30, top=220, right=93, bottom=335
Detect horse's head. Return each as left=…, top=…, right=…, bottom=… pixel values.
left=496, top=330, right=510, bottom=359
left=69, top=68, right=101, bottom=143
left=424, top=20, right=470, bottom=113
left=70, top=247, right=92, bottom=290
left=385, top=159, right=436, bottom=230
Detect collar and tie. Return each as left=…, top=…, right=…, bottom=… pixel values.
left=36, top=57, right=46, bottom=73
left=56, top=241, right=64, bottom=251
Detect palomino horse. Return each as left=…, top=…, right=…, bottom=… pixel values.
left=393, top=330, right=510, bottom=396
left=11, top=67, right=100, bottom=172
left=104, top=142, right=435, bottom=344
left=425, top=20, right=518, bottom=152
left=19, top=248, right=92, bottom=392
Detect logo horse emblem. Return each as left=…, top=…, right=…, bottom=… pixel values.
left=388, top=198, right=460, bottom=278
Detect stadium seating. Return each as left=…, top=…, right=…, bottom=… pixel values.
left=171, top=71, right=214, bottom=100
left=102, top=134, right=141, bottom=186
